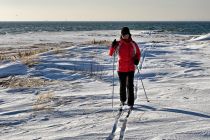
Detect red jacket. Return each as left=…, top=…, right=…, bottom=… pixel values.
left=109, top=38, right=141, bottom=72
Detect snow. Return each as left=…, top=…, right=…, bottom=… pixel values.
left=0, top=31, right=119, bottom=48
left=0, top=62, right=27, bottom=78
left=0, top=31, right=210, bottom=140
left=190, top=33, right=210, bottom=41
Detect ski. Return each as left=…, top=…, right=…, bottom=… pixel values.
left=107, top=106, right=133, bottom=140
left=112, top=106, right=124, bottom=132
left=119, top=108, right=133, bottom=140
left=106, top=106, right=125, bottom=140
left=126, top=107, right=132, bottom=117
left=119, top=107, right=133, bottom=122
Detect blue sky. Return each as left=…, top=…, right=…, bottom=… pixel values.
left=0, top=0, right=210, bottom=21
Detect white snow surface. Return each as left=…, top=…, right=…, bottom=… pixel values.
left=190, top=33, right=210, bottom=41
left=0, top=31, right=210, bottom=140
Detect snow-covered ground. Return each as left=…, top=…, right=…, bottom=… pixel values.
left=0, top=31, right=210, bottom=140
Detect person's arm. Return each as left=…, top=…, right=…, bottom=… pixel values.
left=136, top=43, right=141, bottom=62
left=109, top=39, right=119, bottom=56
left=133, top=41, right=141, bottom=66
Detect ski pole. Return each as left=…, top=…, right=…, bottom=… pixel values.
left=112, top=53, right=116, bottom=108
left=137, top=32, right=154, bottom=102
left=137, top=66, right=150, bottom=102
left=140, top=78, right=149, bottom=102
left=139, top=54, right=150, bottom=102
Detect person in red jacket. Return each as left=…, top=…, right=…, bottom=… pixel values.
left=109, top=27, right=141, bottom=109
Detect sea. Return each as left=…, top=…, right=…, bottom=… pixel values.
left=0, top=21, right=210, bottom=49
left=0, top=21, right=210, bottom=35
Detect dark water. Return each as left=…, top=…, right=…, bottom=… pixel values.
left=0, top=21, right=210, bottom=35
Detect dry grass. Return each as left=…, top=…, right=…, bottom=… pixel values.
left=33, top=92, right=55, bottom=111
left=84, top=39, right=111, bottom=45
left=0, top=76, right=50, bottom=88
left=0, top=48, right=50, bottom=63
left=18, top=48, right=49, bottom=58
left=52, top=48, right=66, bottom=55
left=0, top=54, right=14, bottom=61
left=0, top=41, right=73, bottom=62
left=20, top=55, right=40, bottom=68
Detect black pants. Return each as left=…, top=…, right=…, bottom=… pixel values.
left=118, top=71, right=134, bottom=106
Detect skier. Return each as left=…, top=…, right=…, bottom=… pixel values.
left=109, top=27, right=141, bottom=109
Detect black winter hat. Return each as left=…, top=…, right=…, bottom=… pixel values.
left=121, top=27, right=130, bottom=35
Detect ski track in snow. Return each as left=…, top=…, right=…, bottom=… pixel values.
left=0, top=31, right=210, bottom=140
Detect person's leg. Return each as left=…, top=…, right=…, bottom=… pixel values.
left=118, top=72, right=127, bottom=104
left=127, top=71, right=134, bottom=107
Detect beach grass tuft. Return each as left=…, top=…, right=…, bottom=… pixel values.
left=0, top=76, right=50, bottom=88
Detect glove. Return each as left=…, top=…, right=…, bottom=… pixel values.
left=112, top=39, right=118, bottom=48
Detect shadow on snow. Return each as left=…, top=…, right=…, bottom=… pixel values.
left=134, top=104, right=210, bottom=119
